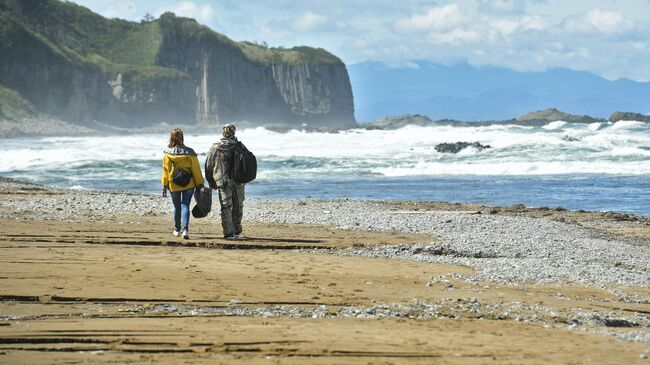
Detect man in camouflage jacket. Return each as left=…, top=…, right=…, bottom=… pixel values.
left=205, top=124, right=245, bottom=239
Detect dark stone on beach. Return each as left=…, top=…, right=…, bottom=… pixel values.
left=434, top=142, right=492, bottom=154
left=603, top=212, right=637, bottom=221
left=602, top=318, right=638, bottom=328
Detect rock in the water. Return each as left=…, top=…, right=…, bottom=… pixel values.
left=434, top=142, right=492, bottom=153
left=364, top=114, right=434, bottom=130
left=517, top=108, right=603, bottom=124
left=562, top=135, right=580, bottom=142
left=609, top=111, right=650, bottom=123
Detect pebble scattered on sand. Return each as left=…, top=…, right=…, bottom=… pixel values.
left=1, top=180, right=648, bottom=287
left=1, top=179, right=648, bottom=343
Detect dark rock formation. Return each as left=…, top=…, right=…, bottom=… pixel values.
left=0, top=0, right=356, bottom=130
left=608, top=112, right=650, bottom=123
left=516, top=108, right=604, bottom=125
left=363, top=114, right=434, bottom=129
left=434, top=142, right=492, bottom=154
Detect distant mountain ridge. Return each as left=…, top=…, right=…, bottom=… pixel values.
left=348, top=61, right=650, bottom=122
left=0, top=0, right=355, bottom=129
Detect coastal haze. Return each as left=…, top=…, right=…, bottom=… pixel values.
left=0, top=1, right=649, bottom=364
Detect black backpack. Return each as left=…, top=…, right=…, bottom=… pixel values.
left=171, top=161, right=192, bottom=186
left=231, top=142, right=257, bottom=183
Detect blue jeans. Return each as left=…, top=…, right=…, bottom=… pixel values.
left=170, top=188, right=194, bottom=232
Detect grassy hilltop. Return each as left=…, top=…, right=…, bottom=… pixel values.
left=0, top=0, right=345, bottom=123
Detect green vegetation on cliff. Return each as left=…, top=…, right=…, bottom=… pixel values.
left=0, top=84, right=35, bottom=120
left=0, top=0, right=355, bottom=128
left=0, top=0, right=342, bottom=92
left=156, top=12, right=342, bottom=65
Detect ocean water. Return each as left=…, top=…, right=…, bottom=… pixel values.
left=1, top=121, right=649, bottom=216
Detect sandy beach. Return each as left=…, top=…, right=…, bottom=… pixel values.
left=0, top=178, right=648, bottom=364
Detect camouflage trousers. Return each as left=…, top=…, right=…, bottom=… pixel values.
left=218, top=180, right=245, bottom=236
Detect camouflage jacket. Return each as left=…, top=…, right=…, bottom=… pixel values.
left=205, top=137, right=238, bottom=189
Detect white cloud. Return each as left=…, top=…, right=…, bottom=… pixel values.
left=519, top=16, right=548, bottom=31
left=479, top=0, right=527, bottom=14
left=157, top=1, right=215, bottom=22
left=394, top=4, right=465, bottom=33
left=489, top=19, right=520, bottom=35
left=427, top=28, right=481, bottom=45
left=585, top=9, right=632, bottom=34
left=293, top=11, right=328, bottom=32
left=564, top=9, right=633, bottom=36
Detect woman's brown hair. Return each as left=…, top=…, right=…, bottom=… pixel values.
left=168, top=128, right=184, bottom=148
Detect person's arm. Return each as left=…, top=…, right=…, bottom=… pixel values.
left=204, top=145, right=217, bottom=189
left=161, top=154, right=170, bottom=196
left=191, top=154, right=205, bottom=188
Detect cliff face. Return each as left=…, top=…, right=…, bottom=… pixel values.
left=0, top=0, right=356, bottom=129
left=0, top=12, right=118, bottom=124
left=154, top=18, right=355, bottom=128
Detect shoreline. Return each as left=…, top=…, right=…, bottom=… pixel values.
left=2, top=176, right=648, bottom=240
left=2, top=176, right=648, bottom=285
left=0, top=177, right=648, bottom=363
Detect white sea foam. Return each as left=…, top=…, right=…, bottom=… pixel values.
left=1, top=122, right=649, bottom=179
left=611, top=120, right=647, bottom=130
left=542, top=120, right=567, bottom=130
left=588, top=122, right=604, bottom=131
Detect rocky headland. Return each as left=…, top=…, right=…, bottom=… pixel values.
left=0, top=0, right=355, bottom=131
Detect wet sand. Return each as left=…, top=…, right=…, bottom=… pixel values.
left=0, top=182, right=649, bottom=363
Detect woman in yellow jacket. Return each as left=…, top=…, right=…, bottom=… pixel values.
left=161, top=128, right=205, bottom=239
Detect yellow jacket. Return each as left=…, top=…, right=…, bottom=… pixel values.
left=161, top=145, right=205, bottom=192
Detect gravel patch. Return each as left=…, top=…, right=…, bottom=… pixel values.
left=1, top=180, right=649, bottom=287
left=246, top=200, right=649, bottom=287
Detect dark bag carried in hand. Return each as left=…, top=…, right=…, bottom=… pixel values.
left=171, top=161, right=192, bottom=186
left=192, top=187, right=212, bottom=218
left=231, top=142, right=257, bottom=183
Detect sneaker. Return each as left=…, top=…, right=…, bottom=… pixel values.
left=173, top=230, right=180, bottom=237
left=181, top=230, right=189, bottom=239
left=224, top=234, right=237, bottom=240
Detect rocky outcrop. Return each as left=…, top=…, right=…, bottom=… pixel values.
left=516, top=108, right=604, bottom=125
left=0, top=0, right=356, bottom=130
left=609, top=112, right=650, bottom=123
left=434, top=142, right=492, bottom=154
left=363, top=114, right=435, bottom=129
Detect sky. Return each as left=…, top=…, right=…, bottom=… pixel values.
left=72, top=0, right=650, bottom=82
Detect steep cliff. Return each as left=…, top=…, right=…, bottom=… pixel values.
left=0, top=0, right=356, bottom=129
left=0, top=10, right=119, bottom=124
